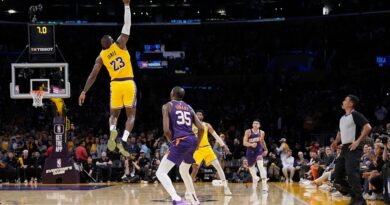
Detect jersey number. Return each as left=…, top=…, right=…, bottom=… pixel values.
left=110, top=57, right=125, bottom=71
left=176, top=111, right=191, bottom=126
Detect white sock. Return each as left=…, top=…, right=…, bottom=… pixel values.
left=211, top=160, right=228, bottom=187
left=179, top=162, right=199, bottom=203
left=156, top=155, right=181, bottom=201
left=249, top=166, right=258, bottom=184
left=110, top=125, right=116, bottom=131
left=122, top=130, right=130, bottom=142
left=256, top=159, right=267, bottom=181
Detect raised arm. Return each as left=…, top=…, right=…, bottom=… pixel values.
left=162, top=103, right=173, bottom=143
left=79, top=56, right=103, bottom=106
left=116, top=0, right=131, bottom=49
left=206, top=123, right=230, bottom=153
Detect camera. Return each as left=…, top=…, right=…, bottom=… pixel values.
left=379, top=135, right=389, bottom=144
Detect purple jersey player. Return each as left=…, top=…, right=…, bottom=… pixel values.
left=156, top=86, right=204, bottom=205
left=243, top=119, right=269, bottom=192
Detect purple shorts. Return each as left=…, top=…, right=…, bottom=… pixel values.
left=246, top=149, right=263, bottom=167
left=167, top=135, right=197, bottom=166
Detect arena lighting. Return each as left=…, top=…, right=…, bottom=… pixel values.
left=323, top=5, right=331, bottom=15
left=7, top=9, right=16, bottom=14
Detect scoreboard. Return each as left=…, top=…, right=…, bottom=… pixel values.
left=28, top=24, right=55, bottom=54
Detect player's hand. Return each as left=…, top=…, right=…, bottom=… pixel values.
left=349, top=140, right=360, bottom=151
left=330, top=142, right=338, bottom=151
left=123, top=0, right=130, bottom=5
left=263, top=150, right=268, bottom=156
left=79, top=92, right=86, bottom=106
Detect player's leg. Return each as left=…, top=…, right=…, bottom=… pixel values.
left=122, top=107, right=136, bottom=142
left=248, top=164, right=259, bottom=190
left=116, top=107, right=136, bottom=157
left=210, top=159, right=232, bottom=195
left=180, top=162, right=200, bottom=204
left=256, top=158, right=268, bottom=191
left=156, top=155, right=182, bottom=202
left=107, top=108, right=121, bottom=151
left=191, top=149, right=204, bottom=182
left=182, top=136, right=202, bottom=205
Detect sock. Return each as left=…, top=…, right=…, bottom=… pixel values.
left=256, top=159, right=267, bottom=180
left=122, top=130, right=130, bottom=142
left=179, top=162, right=199, bottom=203
left=110, top=125, right=116, bottom=131
left=211, top=160, right=228, bottom=187
left=249, top=166, right=258, bottom=185
left=156, top=155, right=181, bottom=201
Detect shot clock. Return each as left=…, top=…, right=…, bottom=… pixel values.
left=28, top=24, right=55, bottom=55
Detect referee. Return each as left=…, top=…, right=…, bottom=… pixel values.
left=331, top=95, right=372, bottom=205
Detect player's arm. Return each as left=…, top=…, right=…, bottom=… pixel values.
left=79, top=56, right=103, bottom=106
left=243, top=130, right=255, bottom=148
left=193, top=111, right=204, bottom=148
left=260, top=131, right=268, bottom=154
left=116, top=0, right=131, bottom=50
left=162, top=103, right=173, bottom=143
left=331, top=131, right=341, bottom=150
left=206, top=123, right=230, bottom=153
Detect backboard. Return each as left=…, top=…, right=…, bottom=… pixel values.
left=10, top=63, right=70, bottom=99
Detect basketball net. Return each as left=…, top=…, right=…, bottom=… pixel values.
left=31, top=90, right=45, bottom=107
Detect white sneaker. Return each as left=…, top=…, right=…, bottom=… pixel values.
left=363, top=193, right=370, bottom=200
left=367, top=193, right=383, bottom=201
left=331, top=191, right=343, bottom=197
left=289, top=179, right=293, bottom=183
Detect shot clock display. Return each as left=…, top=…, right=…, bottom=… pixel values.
left=28, top=24, right=55, bottom=54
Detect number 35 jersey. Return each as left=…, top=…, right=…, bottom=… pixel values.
left=100, top=43, right=134, bottom=80
left=169, top=100, right=195, bottom=140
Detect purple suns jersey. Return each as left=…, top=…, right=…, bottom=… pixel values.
left=247, top=129, right=263, bottom=154
left=169, top=100, right=195, bottom=140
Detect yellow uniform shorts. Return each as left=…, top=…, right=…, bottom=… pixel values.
left=193, top=145, right=217, bottom=166
left=110, top=79, right=137, bottom=109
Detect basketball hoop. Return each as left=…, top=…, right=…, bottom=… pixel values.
left=31, top=90, right=45, bottom=107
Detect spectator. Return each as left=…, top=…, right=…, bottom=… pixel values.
left=282, top=150, right=295, bottom=183
left=213, top=134, right=228, bottom=169
left=29, top=151, right=43, bottom=183
left=295, top=151, right=309, bottom=180
left=127, top=136, right=140, bottom=154
left=75, top=141, right=88, bottom=163
left=18, top=150, right=31, bottom=183
left=96, top=151, right=112, bottom=182
left=232, top=158, right=251, bottom=183
left=81, top=156, right=96, bottom=183
left=307, top=151, right=321, bottom=180
left=267, top=152, right=281, bottom=182
left=276, top=138, right=289, bottom=163
left=159, top=138, right=169, bottom=158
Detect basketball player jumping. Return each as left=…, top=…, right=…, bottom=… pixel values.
left=79, top=0, right=135, bottom=157
left=156, top=86, right=204, bottom=205
left=243, top=119, right=269, bottom=192
left=190, top=110, right=232, bottom=195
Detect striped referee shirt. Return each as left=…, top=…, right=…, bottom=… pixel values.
left=339, top=110, right=369, bottom=145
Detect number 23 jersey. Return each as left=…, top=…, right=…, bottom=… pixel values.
left=100, top=43, right=134, bottom=80
left=169, top=100, right=195, bottom=140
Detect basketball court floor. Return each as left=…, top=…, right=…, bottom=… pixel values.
left=0, top=182, right=385, bottom=205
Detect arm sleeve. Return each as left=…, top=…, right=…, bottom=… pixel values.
left=352, top=111, right=369, bottom=127
left=121, top=5, right=131, bottom=35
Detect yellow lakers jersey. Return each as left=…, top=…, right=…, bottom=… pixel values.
left=100, top=43, right=134, bottom=80
left=192, top=122, right=210, bottom=147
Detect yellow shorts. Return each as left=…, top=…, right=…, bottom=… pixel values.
left=110, top=80, right=137, bottom=109
left=193, top=146, right=217, bottom=166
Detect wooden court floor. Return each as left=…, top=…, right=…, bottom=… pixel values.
left=0, top=182, right=386, bottom=205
